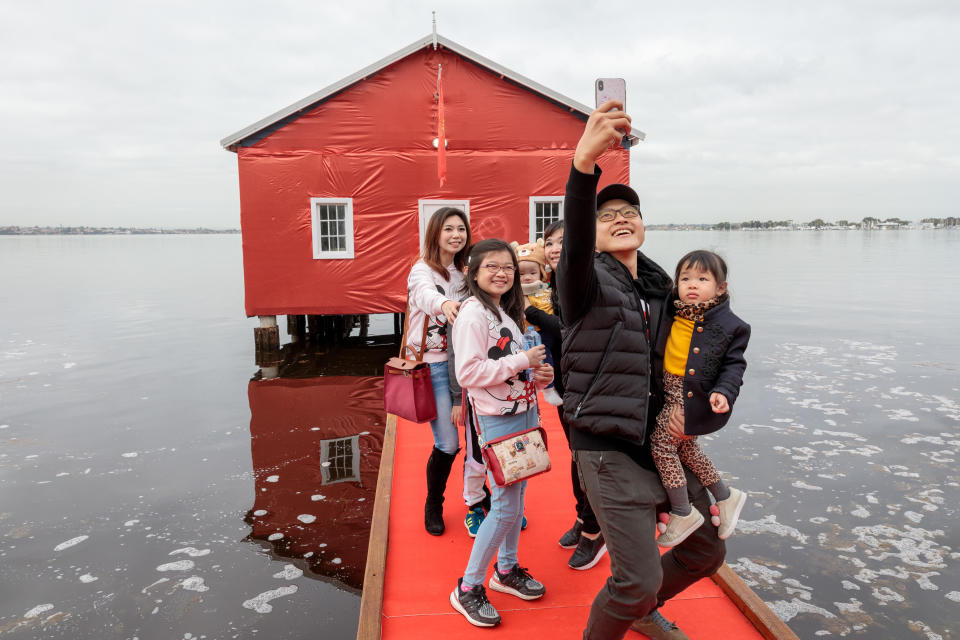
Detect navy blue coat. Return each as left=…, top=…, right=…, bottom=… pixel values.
left=659, top=298, right=750, bottom=436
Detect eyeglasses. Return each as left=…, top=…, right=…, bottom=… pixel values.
left=481, top=263, right=516, bottom=274
left=597, top=205, right=642, bottom=222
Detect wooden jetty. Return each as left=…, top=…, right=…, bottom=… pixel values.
left=357, top=399, right=799, bottom=640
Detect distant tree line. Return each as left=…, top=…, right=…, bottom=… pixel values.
left=710, top=216, right=956, bottom=230
left=920, top=217, right=959, bottom=227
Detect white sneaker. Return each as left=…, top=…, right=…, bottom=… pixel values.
left=543, top=387, right=563, bottom=406
left=716, top=487, right=747, bottom=540
left=656, top=509, right=704, bottom=548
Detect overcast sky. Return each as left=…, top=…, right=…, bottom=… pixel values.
left=1, top=1, right=957, bottom=227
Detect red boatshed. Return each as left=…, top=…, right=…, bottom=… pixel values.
left=221, top=33, right=640, bottom=319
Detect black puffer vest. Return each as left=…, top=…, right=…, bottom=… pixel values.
left=561, top=251, right=672, bottom=445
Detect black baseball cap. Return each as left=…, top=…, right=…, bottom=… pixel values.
left=596, top=183, right=640, bottom=208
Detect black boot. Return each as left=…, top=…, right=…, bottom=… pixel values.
left=425, top=446, right=457, bottom=536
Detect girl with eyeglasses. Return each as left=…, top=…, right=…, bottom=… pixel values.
left=449, top=239, right=553, bottom=627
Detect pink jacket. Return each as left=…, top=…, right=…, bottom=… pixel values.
left=405, top=260, right=465, bottom=363
left=452, top=297, right=537, bottom=416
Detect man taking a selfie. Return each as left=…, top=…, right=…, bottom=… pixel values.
left=556, top=100, right=726, bottom=640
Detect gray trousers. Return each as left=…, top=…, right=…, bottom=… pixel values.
left=574, top=449, right=726, bottom=640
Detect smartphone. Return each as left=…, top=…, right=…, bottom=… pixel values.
left=595, top=78, right=626, bottom=111
left=595, top=78, right=640, bottom=148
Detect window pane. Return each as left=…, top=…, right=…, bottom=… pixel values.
left=321, top=236, right=329, bottom=251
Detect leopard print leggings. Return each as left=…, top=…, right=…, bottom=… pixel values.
left=650, top=372, right=721, bottom=490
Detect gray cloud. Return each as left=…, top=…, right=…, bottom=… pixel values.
left=1, top=0, right=958, bottom=226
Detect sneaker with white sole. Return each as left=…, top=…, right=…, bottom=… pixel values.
left=489, top=563, right=545, bottom=600
left=450, top=578, right=501, bottom=627
left=629, top=608, right=690, bottom=639
left=716, top=487, right=747, bottom=540
left=656, top=509, right=704, bottom=548
left=464, top=507, right=485, bottom=538
left=568, top=533, right=607, bottom=570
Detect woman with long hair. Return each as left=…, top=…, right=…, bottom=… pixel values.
left=405, top=207, right=471, bottom=535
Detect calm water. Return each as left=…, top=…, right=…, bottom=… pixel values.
left=1, top=231, right=957, bottom=639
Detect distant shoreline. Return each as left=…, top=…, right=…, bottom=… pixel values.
left=1, top=226, right=239, bottom=235
left=2, top=224, right=954, bottom=236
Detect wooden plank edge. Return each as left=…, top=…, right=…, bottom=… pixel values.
left=356, top=413, right=398, bottom=640
left=711, top=563, right=800, bottom=640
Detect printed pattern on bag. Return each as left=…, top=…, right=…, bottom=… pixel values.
left=484, top=428, right=551, bottom=486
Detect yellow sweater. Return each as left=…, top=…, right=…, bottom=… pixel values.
left=664, top=316, right=694, bottom=376
left=524, top=286, right=554, bottom=330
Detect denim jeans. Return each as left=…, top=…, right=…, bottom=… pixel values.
left=428, top=361, right=458, bottom=455
left=462, top=409, right=537, bottom=586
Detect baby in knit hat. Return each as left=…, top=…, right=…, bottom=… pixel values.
left=511, top=239, right=562, bottom=406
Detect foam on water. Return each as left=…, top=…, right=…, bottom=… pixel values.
left=737, top=515, right=809, bottom=544
left=241, top=585, right=298, bottom=613
left=24, top=604, right=54, bottom=618
left=180, top=577, right=209, bottom=592
left=157, top=560, right=195, bottom=572
left=272, top=564, right=303, bottom=580
left=170, top=547, right=211, bottom=557
left=54, top=535, right=89, bottom=551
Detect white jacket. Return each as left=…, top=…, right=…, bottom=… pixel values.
left=405, top=260, right=465, bottom=363
left=453, top=297, right=537, bottom=416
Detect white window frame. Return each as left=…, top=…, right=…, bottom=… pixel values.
left=418, top=199, right=470, bottom=250
left=528, top=196, right=564, bottom=242
left=319, top=435, right=361, bottom=485
left=310, top=197, right=355, bottom=259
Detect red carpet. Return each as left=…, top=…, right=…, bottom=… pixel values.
left=381, top=397, right=766, bottom=639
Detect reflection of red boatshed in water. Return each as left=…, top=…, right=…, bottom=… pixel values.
left=221, top=33, right=636, bottom=324
left=245, top=376, right=385, bottom=592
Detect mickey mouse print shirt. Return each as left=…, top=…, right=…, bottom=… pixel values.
left=406, top=260, right=466, bottom=363
left=452, top=297, right=538, bottom=416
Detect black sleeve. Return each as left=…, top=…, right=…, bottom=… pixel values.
left=524, top=306, right=562, bottom=339
left=711, top=323, right=751, bottom=403
left=557, top=163, right=601, bottom=324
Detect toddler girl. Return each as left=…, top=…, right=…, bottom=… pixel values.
left=511, top=239, right=562, bottom=406
left=653, top=250, right=750, bottom=547
left=450, top=239, right=553, bottom=627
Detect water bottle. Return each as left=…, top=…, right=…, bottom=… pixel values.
left=522, top=325, right=541, bottom=380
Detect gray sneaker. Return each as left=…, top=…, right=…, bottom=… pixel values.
left=488, top=563, right=545, bottom=600
left=629, top=609, right=690, bottom=639
left=450, top=578, right=501, bottom=627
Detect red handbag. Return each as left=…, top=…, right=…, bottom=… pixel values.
left=383, top=309, right=438, bottom=423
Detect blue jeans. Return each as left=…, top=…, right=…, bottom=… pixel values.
left=429, top=361, right=458, bottom=455
left=462, top=409, right=537, bottom=586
